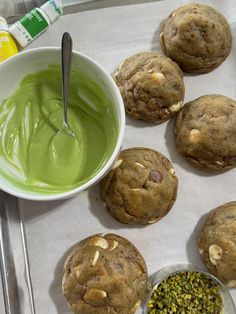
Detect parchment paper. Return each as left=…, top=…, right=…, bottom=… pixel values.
left=17, top=0, right=236, bottom=313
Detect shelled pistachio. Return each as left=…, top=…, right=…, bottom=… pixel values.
left=148, top=271, right=223, bottom=314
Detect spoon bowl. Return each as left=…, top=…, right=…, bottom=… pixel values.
left=49, top=125, right=79, bottom=165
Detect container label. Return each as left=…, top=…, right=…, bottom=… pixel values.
left=20, top=9, right=49, bottom=38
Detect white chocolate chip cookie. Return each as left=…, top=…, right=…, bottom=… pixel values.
left=115, top=52, right=184, bottom=123
left=175, top=95, right=236, bottom=171
left=100, top=147, right=178, bottom=224
left=161, top=3, right=232, bottom=73
left=62, top=233, right=148, bottom=314
left=198, top=202, right=236, bottom=287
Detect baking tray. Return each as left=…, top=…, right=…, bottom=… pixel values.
left=0, top=0, right=236, bottom=313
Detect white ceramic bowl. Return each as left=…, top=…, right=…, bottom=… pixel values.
left=0, top=48, right=125, bottom=201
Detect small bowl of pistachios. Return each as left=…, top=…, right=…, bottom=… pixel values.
left=144, top=263, right=236, bottom=314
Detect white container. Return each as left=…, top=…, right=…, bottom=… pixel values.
left=0, top=47, right=125, bottom=201
left=9, top=0, right=62, bottom=47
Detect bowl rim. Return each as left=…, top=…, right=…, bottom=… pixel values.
left=144, top=262, right=236, bottom=314
left=0, top=47, right=126, bottom=201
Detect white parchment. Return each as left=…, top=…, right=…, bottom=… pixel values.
left=17, top=0, right=236, bottom=313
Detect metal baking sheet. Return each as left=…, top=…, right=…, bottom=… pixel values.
left=1, top=0, right=236, bottom=313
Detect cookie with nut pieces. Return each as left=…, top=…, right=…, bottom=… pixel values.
left=198, top=201, right=236, bottom=287
left=175, top=94, right=236, bottom=171
left=115, top=52, right=184, bottom=123
left=62, top=233, right=148, bottom=314
left=100, top=147, right=178, bottom=224
left=160, top=3, right=232, bottom=73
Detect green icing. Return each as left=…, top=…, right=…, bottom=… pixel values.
left=0, top=65, right=118, bottom=194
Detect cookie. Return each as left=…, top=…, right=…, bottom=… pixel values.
left=198, top=202, right=236, bottom=287
left=175, top=94, right=236, bottom=171
left=115, top=52, right=184, bottom=123
left=100, top=147, right=178, bottom=224
left=62, top=233, right=148, bottom=314
left=160, top=3, right=232, bottom=73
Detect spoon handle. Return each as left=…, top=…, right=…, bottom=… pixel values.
left=61, top=32, right=73, bottom=126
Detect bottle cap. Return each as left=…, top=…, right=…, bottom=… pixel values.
left=41, top=0, right=63, bottom=23
left=0, top=16, right=8, bottom=31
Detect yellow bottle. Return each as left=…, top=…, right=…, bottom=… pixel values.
left=0, top=17, right=18, bottom=63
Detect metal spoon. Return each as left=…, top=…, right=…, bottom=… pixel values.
left=48, top=32, right=78, bottom=163
left=61, top=32, right=74, bottom=135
